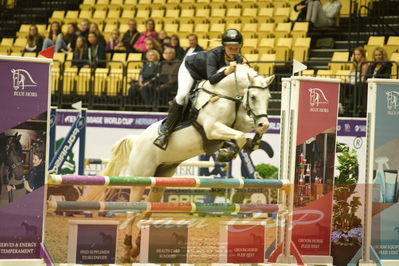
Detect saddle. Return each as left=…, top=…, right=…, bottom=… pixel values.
left=158, top=86, right=224, bottom=154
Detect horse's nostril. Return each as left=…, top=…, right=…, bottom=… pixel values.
left=258, top=123, right=263, bottom=127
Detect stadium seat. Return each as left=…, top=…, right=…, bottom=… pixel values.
left=209, top=8, right=226, bottom=23
left=198, top=38, right=209, bottom=50
left=23, top=52, right=37, bottom=57
left=13, top=38, right=27, bottom=50
left=93, top=68, right=109, bottom=96
left=225, top=8, right=242, bottom=23
left=107, top=69, right=124, bottom=96
left=301, top=69, right=315, bottom=77
left=291, top=22, right=309, bottom=39
left=135, top=9, right=151, bottom=23
left=258, top=23, right=275, bottom=37
left=51, top=67, right=60, bottom=94
left=194, top=24, right=210, bottom=35
left=244, top=54, right=259, bottom=62
left=226, top=23, right=242, bottom=32
left=164, top=9, right=180, bottom=23
left=49, top=11, right=65, bottom=23
left=258, top=7, right=274, bottom=22
left=390, top=52, right=399, bottom=78
left=275, top=37, right=293, bottom=61
left=292, top=37, right=311, bottom=62
left=242, top=38, right=258, bottom=54
left=258, top=53, right=276, bottom=75
left=195, top=8, right=210, bottom=18
left=151, top=9, right=166, bottom=19
left=364, top=36, right=385, bottom=56
left=62, top=68, right=78, bottom=95
left=79, top=0, right=96, bottom=10
left=274, top=22, right=292, bottom=38
left=317, top=69, right=333, bottom=78
left=258, top=38, right=275, bottom=54
left=336, top=69, right=351, bottom=82
left=209, top=23, right=225, bottom=39
left=79, top=10, right=92, bottom=20
left=53, top=52, right=66, bottom=69
left=109, top=53, right=126, bottom=69
left=242, top=8, right=258, bottom=23
left=76, top=68, right=91, bottom=95
left=109, top=0, right=124, bottom=10
left=63, top=10, right=79, bottom=23
left=273, top=7, right=291, bottom=23
left=120, top=10, right=136, bottom=24
left=163, top=23, right=179, bottom=34
left=385, top=36, right=399, bottom=58
left=96, top=0, right=111, bottom=10
left=329, top=51, right=350, bottom=73
left=242, top=23, right=258, bottom=38
left=1, top=37, right=14, bottom=47
left=178, top=23, right=194, bottom=38
left=106, top=9, right=121, bottom=24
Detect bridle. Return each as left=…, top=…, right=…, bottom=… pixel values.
left=5, top=144, right=24, bottom=178
left=243, top=85, right=269, bottom=123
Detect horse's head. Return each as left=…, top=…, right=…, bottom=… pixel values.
left=6, top=133, right=24, bottom=180
left=242, top=71, right=274, bottom=134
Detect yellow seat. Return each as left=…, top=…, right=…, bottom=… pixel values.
left=385, top=36, right=399, bottom=58
left=195, top=8, right=210, bottom=18
left=119, top=24, right=129, bottom=33
left=1, top=38, right=14, bottom=47
left=136, top=9, right=151, bottom=21
left=329, top=51, right=350, bottom=73
left=106, top=9, right=121, bottom=24
left=51, top=67, right=60, bottom=94
left=62, top=68, right=78, bottom=95
left=274, top=7, right=290, bottom=23
left=76, top=68, right=91, bottom=95
left=79, top=0, right=96, bottom=10
left=198, top=38, right=209, bottom=50
left=53, top=52, right=66, bottom=68
left=209, top=8, right=226, bottom=23
left=93, top=68, right=109, bottom=96
left=390, top=52, right=399, bottom=78
left=164, top=9, right=180, bottom=23
left=317, top=70, right=333, bottom=78
left=209, top=23, right=225, bottom=39
left=164, top=23, right=179, bottom=33
left=96, top=0, right=110, bottom=10
left=79, top=10, right=92, bottom=20
left=126, top=68, right=141, bottom=94
left=274, top=22, right=292, bottom=38
left=258, top=23, right=275, bottom=37
left=291, top=22, right=309, bottom=39
left=244, top=54, right=259, bottom=62
left=180, top=8, right=195, bottom=23
left=336, top=70, right=351, bottom=83
left=179, top=23, right=194, bottom=35
left=242, top=8, right=257, bottom=22
left=225, top=8, right=241, bottom=23
left=120, top=10, right=136, bottom=24
left=109, top=53, right=126, bottom=69
left=63, top=10, right=79, bottom=23
left=258, top=53, right=276, bottom=75
left=151, top=9, right=165, bottom=19
left=242, top=23, right=258, bottom=38
left=258, top=8, right=274, bottom=22
left=49, top=11, right=65, bottom=23
left=13, top=38, right=27, bottom=49
left=23, top=52, right=37, bottom=57
left=194, top=24, right=209, bottom=35
left=107, top=69, right=124, bottom=96
left=109, top=0, right=124, bottom=9
left=292, top=37, right=311, bottom=62
left=275, top=37, right=293, bottom=61
left=258, top=38, right=275, bottom=54
left=242, top=38, right=258, bottom=54
left=301, top=69, right=315, bottom=77
left=226, top=23, right=242, bottom=32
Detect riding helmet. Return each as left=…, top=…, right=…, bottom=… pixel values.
left=221, top=29, right=243, bottom=45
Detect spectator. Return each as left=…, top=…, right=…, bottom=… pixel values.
left=294, top=0, right=310, bottom=22
left=306, top=0, right=342, bottom=27
left=72, top=36, right=90, bottom=68
left=89, top=22, right=106, bottom=47
left=347, top=47, right=368, bottom=84
left=88, top=32, right=106, bottom=68
left=365, top=47, right=392, bottom=79
left=121, top=19, right=141, bottom=53
left=128, top=49, right=160, bottom=106
left=133, top=18, right=158, bottom=52
left=158, top=30, right=170, bottom=47
left=170, top=34, right=185, bottom=60
left=78, top=19, right=90, bottom=39
left=7, top=152, right=45, bottom=194
left=23, top=25, right=43, bottom=54
left=58, top=22, right=78, bottom=53
left=142, top=38, right=162, bottom=60
left=42, top=21, right=63, bottom=51
left=158, top=47, right=181, bottom=104
left=184, top=33, right=204, bottom=58
left=106, top=28, right=122, bottom=53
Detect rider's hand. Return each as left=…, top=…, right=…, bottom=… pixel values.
left=6, top=185, right=15, bottom=192
left=224, top=61, right=237, bottom=75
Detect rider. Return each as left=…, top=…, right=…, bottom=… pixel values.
left=154, top=29, right=244, bottom=150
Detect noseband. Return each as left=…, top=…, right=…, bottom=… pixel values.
left=243, top=85, right=269, bottom=123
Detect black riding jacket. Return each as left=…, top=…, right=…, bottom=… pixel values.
left=184, top=46, right=243, bottom=84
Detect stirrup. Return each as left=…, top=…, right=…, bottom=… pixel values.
left=153, top=134, right=169, bottom=150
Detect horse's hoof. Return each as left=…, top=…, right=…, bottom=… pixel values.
left=153, top=134, right=168, bottom=150
left=215, top=148, right=237, bottom=162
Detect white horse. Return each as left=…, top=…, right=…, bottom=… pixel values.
left=97, top=64, right=274, bottom=260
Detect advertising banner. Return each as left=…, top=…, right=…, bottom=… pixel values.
left=368, top=80, right=399, bottom=260
left=0, top=56, right=51, bottom=259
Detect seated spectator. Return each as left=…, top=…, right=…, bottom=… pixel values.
left=170, top=34, right=185, bottom=60
left=294, top=0, right=310, bottom=22
left=142, top=38, right=162, bottom=60
left=133, top=18, right=158, bottom=53
left=89, top=22, right=106, bottom=47
left=23, top=25, right=43, bottom=54
left=106, top=28, right=123, bottom=53
left=72, top=36, right=90, bottom=68
left=306, top=0, right=342, bottom=27
left=58, top=22, right=78, bottom=53
left=42, top=21, right=63, bottom=51
left=158, top=30, right=170, bottom=47
left=158, top=47, right=181, bottom=105
left=88, top=32, right=106, bottom=68
left=365, top=47, right=392, bottom=79
left=78, top=19, right=90, bottom=39
left=128, top=49, right=160, bottom=106
left=121, top=19, right=141, bottom=53
left=184, top=33, right=204, bottom=58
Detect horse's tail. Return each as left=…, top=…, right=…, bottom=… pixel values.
left=101, top=135, right=135, bottom=176
left=80, top=135, right=135, bottom=202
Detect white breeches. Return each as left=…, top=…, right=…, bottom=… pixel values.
left=175, top=62, right=195, bottom=105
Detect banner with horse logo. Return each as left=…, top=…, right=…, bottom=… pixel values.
left=0, top=56, right=51, bottom=259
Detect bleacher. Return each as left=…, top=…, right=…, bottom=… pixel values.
left=0, top=0, right=398, bottom=116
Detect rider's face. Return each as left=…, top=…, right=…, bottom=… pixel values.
left=224, top=44, right=241, bottom=60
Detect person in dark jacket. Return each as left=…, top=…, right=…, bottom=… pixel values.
left=294, top=0, right=310, bottom=22
left=365, top=47, right=392, bottom=79
left=88, top=32, right=106, bottom=68
left=23, top=25, right=43, bottom=54
left=72, top=36, right=90, bottom=68
left=184, top=33, right=204, bottom=58
left=7, top=152, right=45, bottom=193
left=121, top=19, right=141, bottom=53
left=158, top=47, right=181, bottom=104
left=153, top=29, right=244, bottom=150
left=170, top=34, right=185, bottom=60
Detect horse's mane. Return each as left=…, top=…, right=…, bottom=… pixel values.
left=211, top=64, right=259, bottom=91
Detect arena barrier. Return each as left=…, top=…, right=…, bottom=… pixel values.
left=48, top=174, right=289, bottom=189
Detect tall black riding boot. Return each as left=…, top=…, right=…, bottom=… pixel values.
left=153, top=99, right=183, bottom=150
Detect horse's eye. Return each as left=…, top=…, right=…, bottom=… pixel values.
left=250, top=95, right=256, bottom=101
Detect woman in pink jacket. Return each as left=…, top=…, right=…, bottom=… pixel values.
left=133, top=19, right=158, bottom=52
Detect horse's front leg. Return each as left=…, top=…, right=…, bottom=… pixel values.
left=205, top=121, right=247, bottom=148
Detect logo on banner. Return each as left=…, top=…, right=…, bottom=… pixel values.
left=11, top=69, right=38, bottom=97
left=308, top=88, right=329, bottom=112
left=386, top=91, right=399, bottom=115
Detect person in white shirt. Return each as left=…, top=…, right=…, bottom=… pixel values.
left=306, top=0, right=342, bottom=27
left=184, top=34, right=204, bottom=58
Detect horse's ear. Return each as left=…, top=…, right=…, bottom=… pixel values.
left=265, top=75, right=275, bottom=87
left=16, top=134, right=21, bottom=141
